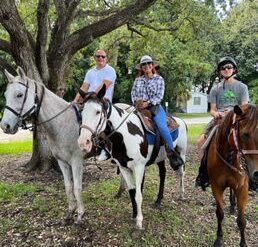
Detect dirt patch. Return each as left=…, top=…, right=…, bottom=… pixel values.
left=0, top=145, right=257, bottom=247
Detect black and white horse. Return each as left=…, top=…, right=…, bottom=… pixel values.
left=78, top=86, right=187, bottom=229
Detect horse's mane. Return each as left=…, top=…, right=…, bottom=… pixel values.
left=83, top=92, right=109, bottom=110
left=216, top=104, right=258, bottom=146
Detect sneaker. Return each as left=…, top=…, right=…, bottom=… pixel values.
left=167, top=150, right=184, bottom=171
left=195, top=174, right=209, bottom=191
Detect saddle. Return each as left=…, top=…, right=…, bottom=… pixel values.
left=136, top=108, right=179, bottom=134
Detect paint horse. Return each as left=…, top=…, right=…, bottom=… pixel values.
left=0, top=67, right=85, bottom=225
left=207, top=104, right=258, bottom=247
left=78, top=86, right=187, bottom=229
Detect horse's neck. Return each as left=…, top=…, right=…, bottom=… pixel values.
left=38, top=87, right=72, bottom=129
left=109, top=105, right=133, bottom=127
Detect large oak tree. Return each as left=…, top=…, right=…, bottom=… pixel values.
left=0, top=0, right=157, bottom=170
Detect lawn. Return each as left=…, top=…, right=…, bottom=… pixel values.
left=0, top=124, right=257, bottom=247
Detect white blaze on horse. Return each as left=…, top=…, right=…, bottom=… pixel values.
left=0, top=67, right=85, bottom=225
left=78, top=85, right=187, bottom=229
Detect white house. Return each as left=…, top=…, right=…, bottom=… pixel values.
left=177, top=88, right=208, bottom=113
left=186, top=91, right=208, bottom=113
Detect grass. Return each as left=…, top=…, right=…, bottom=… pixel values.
left=0, top=139, right=32, bottom=155
left=187, top=124, right=206, bottom=144
left=0, top=132, right=257, bottom=246
left=175, top=112, right=210, bottom=118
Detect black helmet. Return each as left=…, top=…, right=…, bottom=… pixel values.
left=217, top=56, right=238, bottom=72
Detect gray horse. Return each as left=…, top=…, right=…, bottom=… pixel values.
left=0, top=67, right=85, bottom=225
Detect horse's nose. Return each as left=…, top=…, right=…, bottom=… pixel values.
left=253, top=171, right=258, bottom=181
left=0, top=121, right=10, bottom=133
left=78, top=138, right=91, bottom=152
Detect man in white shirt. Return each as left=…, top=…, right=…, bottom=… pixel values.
left=73, top=49, right=116, bottom=103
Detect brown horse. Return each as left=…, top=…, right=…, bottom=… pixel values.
left=207, top=104, right=258, bottom=247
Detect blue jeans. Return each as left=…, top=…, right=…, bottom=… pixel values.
left=153, top=105, right=174, bottom=151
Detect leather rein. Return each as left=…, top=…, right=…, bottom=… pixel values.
left=216, top=113, right=258, bottom=176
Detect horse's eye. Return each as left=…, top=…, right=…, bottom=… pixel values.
left=17, top=93, right=23, bottom=98
left=96, top=111, right=101, bottom=115
left=242, top=133, right=250, bottom=140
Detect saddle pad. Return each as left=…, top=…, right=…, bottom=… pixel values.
left=147, top=128, right=179, bottom=145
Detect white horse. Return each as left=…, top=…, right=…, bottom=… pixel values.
left=78, top=86, right=187, bottom=229
left=0, top=67, right=85, bottom=225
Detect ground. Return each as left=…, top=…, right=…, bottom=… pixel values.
left=0, top=144, right=257, bottom=247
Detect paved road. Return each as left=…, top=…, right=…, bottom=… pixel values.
left=0, top=116, right=212, bottom=143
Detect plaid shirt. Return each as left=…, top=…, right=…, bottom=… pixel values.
left=131, top=74, right=165, bottom=105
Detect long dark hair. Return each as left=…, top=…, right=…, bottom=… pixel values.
left=137, top=65, right=159, bottom=77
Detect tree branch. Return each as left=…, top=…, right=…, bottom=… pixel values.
left=65, top=0, right=157, bottom=57
left=0, top=38, right=11, bottom=54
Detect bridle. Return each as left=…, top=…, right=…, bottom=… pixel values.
left=5, top=80, right=45, bottom=130
left=217, top=113, right=258, bottom=176
left=80, top=101, right=109, bottom=148
left=5, top=79, right=73, bottom=130
left=80, top=99, right=135, bottom=148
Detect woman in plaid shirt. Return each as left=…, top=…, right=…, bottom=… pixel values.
left=131, top=55, right=184, bottom=170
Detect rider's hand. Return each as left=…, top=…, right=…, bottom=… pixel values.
left=213, top=111, right=222, bottom=119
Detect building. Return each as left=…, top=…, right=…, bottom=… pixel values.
left=177, top=89, right=208, bottom=113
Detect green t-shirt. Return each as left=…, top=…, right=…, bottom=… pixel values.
left=208, top=80, right=249, bottom=111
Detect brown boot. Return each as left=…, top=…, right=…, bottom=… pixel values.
left=166, top=148, right=184, bottom=171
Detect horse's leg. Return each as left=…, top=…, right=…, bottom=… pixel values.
left=154, top=161, right=166, bottom=208
left=118, top=166, right=136, bottom=219
left=58, top=160, right=76, bottom=224
left=71, top=157, right=85, bottom=225
left=114, top=173, right=126, bottom=198
left=177, top=164, right=185, bottom=199
left=235, top=185, right=248, bottom=247
left=211, top=185, right=225, bottom=247
left=229, top=188, right=236, bottom=214
left=134, top=164, right=145, bottom=229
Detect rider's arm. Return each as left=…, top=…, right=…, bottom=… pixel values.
left=73, top=83, right=90, bottom=104
left=95, top=79, right=113, bottom=94
left=210, top=103, right=221, bottom=119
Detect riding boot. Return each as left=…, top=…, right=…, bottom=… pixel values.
left=165, top=146, right=184, bottom=171
left=195, top=149, right=209, bottom=191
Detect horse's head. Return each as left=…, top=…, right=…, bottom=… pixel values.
left=231, top=104, right=258, bottom=183
left=77, top=85, right=109, bottom=153
left=0, top=67, right=37, bottom=134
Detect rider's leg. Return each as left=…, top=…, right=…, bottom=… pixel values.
left=153, top=105, right=183, bottom=170
left=197, top=134, right=205, bottom=160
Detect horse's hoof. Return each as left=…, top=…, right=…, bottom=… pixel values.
left=153, top=202, right=161, bottom=209
left=114, top=193, right=122, bottom=199
left=74, top=220, right=83, bottom=228
left=63, top=217, right=74, bottom=226
left=134, top=223, right=144, bottom=230
left=229, top=207, right=235, bottom=215
left=213, top=238, right=223, bottom=247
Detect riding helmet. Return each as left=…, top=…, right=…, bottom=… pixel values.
left=217, top=56, right=238, bottom=73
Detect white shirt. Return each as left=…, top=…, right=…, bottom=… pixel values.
left=84, top=64, right=116, bottom=101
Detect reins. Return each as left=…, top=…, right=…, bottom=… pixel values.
left=216, top=111, right=258, bottom=176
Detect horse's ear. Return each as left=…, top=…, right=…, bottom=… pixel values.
left=79, top=89, right=87, bottom=99
left=234, top=105, right=243, bottom=116
left=17, top=66, right=26, bottom=80
left=4, top=69, right=15, bottom=82
left=97, top=84, right=106, bottom=99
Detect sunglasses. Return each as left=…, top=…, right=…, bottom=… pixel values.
left=141, top=61, right=153, bottom=66
left=220, top=65, right=234, bottom=70
left=95, top=55, right=106, bottom=59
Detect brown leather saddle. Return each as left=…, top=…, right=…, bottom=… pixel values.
left=136, top=108, right=179, bottom=134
